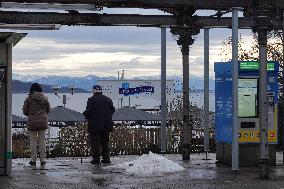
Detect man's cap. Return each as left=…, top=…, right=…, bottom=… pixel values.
left=92, top=85, right=102, bottom=92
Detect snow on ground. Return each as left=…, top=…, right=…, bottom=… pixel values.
left=104, top=152, right=185, bottom=177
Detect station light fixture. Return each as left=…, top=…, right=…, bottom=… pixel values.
left=0, top=24, right=61, bottom=30
left=1, top=2, right=103, bottom=11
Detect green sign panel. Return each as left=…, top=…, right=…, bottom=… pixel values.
left=5, top=152, right=12, bottom=160
left=240, top=61, right=274, bottom=71
left=267, top=63, right=275, bottom=70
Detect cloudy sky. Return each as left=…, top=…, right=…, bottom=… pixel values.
left=3, top=8, right=252, bottom=79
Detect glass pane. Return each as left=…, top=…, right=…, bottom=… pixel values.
left=238, top=79, right=258, bottom=117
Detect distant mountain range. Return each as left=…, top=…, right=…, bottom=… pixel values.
left=13, top=73, right=117, bottom=92
left=12, top=80, right=89, bottom=93
left=12, top=73, right=215, bottom=93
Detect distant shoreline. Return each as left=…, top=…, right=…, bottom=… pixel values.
left=12, top=92, right=91, bottom=94
left=175, top=90, right=215, bottom=93
left=13, top=90, right=215, bottom=94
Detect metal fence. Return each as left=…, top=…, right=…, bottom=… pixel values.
left=12, top=123, right=216, bottom=158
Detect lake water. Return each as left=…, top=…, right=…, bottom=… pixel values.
left=12, top=92, right=215, bottom=117
left=12, top=92, right=215, bottom=138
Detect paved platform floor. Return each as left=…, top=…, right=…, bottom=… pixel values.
left=1, top=153, right=284, bottom=189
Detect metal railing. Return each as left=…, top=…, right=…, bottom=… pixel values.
left=12, top=123, right=216, bottom=158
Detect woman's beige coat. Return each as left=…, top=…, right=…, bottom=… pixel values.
left=22, top=92, right=50, bottom=131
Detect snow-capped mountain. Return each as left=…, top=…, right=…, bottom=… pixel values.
left=13, top=73, right=42, bottom=82
left=33, top=75, right=117, bottom=91
left=12, top=80, right=89, bottom=93
left=133, top=74, right=215, bottom=91
left=12, top=74, right=215, bottom=91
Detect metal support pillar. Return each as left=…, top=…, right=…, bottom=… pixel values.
left=282, top=11, right=284, bottom=166
left=0, top=43, right=12, bottom=176
left=280, top=11, right=284, bottom=165
left=232, top=8, right=239, bottom=171
left=170, top=26, right=200, bottom=161
left=160, top=27, right=167, bottom=153
left=6, top=43, right=12, bottom=176
left=47, top=127, right=51, bottom=157
left=203, top=28, right=210, bottom=158
left=171, top=27, right=200, bottom=161
left=258, top=26, right=270, bottom=180
left=0, top=43, right=7, bottom=176
left=182, top=44, right=190, bottom=160
left=0, top=33, right=25, bottom=176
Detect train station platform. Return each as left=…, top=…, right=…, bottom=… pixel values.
left=1, top=153, right=284, bottom=189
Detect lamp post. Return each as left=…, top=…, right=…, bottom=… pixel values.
left=52, top=85, right=75, bottom=107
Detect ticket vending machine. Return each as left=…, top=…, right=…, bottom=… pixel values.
left=214, top=61, right=279, bottom=166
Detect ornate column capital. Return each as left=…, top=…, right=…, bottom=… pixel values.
left=170, top=26, right=200, bottom=55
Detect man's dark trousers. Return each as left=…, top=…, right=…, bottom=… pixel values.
left=90, top=131, right=110, bottom=162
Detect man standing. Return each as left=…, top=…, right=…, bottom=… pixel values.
left=83, top=85, right=115, bottom=164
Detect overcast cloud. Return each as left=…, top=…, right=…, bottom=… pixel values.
left=3, top=9, right=253, bottom=79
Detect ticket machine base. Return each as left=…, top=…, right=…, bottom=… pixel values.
left=216, top=142, right=276, bottom=166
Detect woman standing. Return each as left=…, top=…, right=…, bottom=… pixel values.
left=22, top=83, right=50, bottom=165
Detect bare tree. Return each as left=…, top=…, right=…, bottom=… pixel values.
left=219, top=31, right=284, bottom=95
left=219, top=31, right=284, bottom=146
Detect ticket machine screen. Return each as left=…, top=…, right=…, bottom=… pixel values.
left=238, top=78, right=258, bottom=118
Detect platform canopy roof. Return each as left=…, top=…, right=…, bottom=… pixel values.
left=48, top=106, right=85, bottom=126
left=12, top=114, right=27, bottom=128
left=12, top=114, right=26, bottom=122
left=0, top=1, right=282, bottom=29
left=0, top=33, right=26, bottom=46
left=113, top=107, right=164, bottom=121
left=12, top=106, right=165, bottom=127
left=0, top=0, right=284, bottom=10
left=12, top=106, right=86, bottom=127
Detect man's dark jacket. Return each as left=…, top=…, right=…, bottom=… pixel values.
left=83, top=93, right=115, bottom=133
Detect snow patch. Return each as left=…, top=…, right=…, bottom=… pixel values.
left=104, top=152, right=185, bottom=177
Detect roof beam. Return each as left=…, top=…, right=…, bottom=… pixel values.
left=0, top=24, right=61, bottom=30
left=0, top=11, right=177, bottom=26
left=0, top=32, right=26, bottom=46
left=1, top=2, right=103, bottom=11
left=0, top=0, right=255, bottom=9
left=0, top=11, right=281, bottom=29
